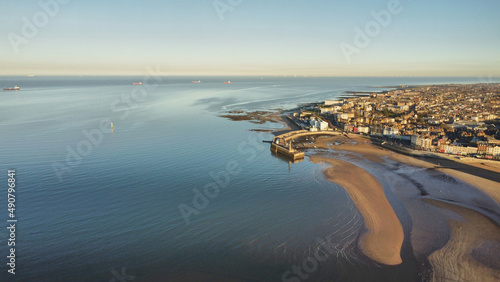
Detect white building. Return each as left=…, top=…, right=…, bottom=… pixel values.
left=358, top=126, right=370, bottom=134
left=309, top=119, right=329, bottom=131
left=411, top=135, right=422, bottom=147
left=485, top=146, right=500, bottom=156
left=445, top=145, right=454, bottom=154
left=335, top=113, right=354, bottom=121
left=325, top=100, right=342, bottom=106
left=421, top=138, right=432, bottom=149
left=452, top=146, right=462, bottom=155
left=383, top=127, right=399, bottom=136
left=465, top=147, right=478, bottom=155
left=320, top=106, right=342, bottom=114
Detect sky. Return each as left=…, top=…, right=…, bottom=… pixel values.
left=1, top=0, right=499, bottom=77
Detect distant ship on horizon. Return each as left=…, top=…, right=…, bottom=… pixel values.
left=224, top=81, right=231, bottom=84
left=192, top=80, right=201, bottom=83
left=4, top=86, right=20, bottom=91
left=133, top=82, right=142, bottom=85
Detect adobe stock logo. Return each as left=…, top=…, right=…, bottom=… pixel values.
left=340, top=0, right=404, bottom=63
left=7, top=0, right=70, bottom=54
left=213, top=0, right=243, bottom=21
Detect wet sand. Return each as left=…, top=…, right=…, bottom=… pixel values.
left=427, top=199, right=500, bottom=282
left=429, top=153, right=500, bottom=174
left=310, top=156, right=404, bottom=265
left=300, top=132, right=500, bottom=279
left=389, top=152, right=500, bottom=206
left=301, top=134, right=500, bottom=207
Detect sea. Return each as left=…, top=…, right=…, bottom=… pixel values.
left=0, top=76, right=498, bottom=281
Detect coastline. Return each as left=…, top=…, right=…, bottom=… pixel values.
left=294, top=132, right=500, bottom=207
left=225, top=85, right=500, bottom=277
left=373, top=140, right=500, bottom=206
left=373, top=140, right=500, bottom=182
left=389, top=151, right=500, bottom=205
left=309, top=156, right=404, bottom=265
left=266, top=115, right=500, bottom=278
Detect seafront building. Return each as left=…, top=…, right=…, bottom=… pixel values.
left=290, top=84, right=500, bottom=160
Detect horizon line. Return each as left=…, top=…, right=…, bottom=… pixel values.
left=1, top=74, right=499, bottom=78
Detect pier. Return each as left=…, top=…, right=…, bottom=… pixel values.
left=270, top=142, right=305, bottom=160
left=270, top=130, right=341, bottom=160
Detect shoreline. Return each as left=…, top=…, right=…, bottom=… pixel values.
left=374, top=141, right=500, bottom=205
left=225, top=82, right=499, bottom=279
left=310, top=156, right=404, bottom=265
left=291, top=131, right=500, bottom=206
left=299, top=133, right=500, bottom=209
left=371, top=139, right=500, bottom=181
left=269, top=122, right=500, bottom=275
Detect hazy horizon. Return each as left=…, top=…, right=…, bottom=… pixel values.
left=2, top=0, right=500, bottom=77
left=2, top=74, right=500, bottom=79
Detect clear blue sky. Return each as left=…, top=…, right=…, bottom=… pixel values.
left=1, top=0, right=499, bottom=76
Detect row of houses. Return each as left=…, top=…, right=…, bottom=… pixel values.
left=342, top=124, right=500, bottom=158
left=411, top=136, right=500, bottom=157
left=344, top=125, right=399, bottom=136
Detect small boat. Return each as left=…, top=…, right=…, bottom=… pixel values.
left=192, top=80, right=201, bottom=83
left=224, top=81, right=231, bottom=84
left=4, top=86, right=20, bottom=91
left=133, top=82, right=142, bottom=85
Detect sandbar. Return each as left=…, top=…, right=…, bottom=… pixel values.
left=310, top=156, right=404, bottom=265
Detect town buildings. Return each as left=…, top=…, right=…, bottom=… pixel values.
left=292, top=83, right=500, bottom=159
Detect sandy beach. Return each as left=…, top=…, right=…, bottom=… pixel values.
left=309, top=156, right=404, bottom=265
left=299, top=134, right=500, bottom=206
left=288, top=131, right=500, bottom=279
left=425, top=199, right=500, bottom=282
left=388, top=148, right=500, bottom=205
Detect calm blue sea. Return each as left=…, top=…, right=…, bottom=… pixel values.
left=0, top=76, right=498, bottom=281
